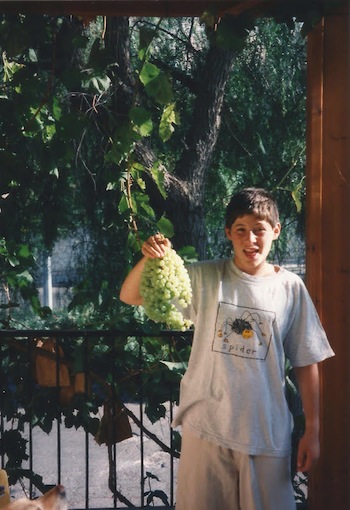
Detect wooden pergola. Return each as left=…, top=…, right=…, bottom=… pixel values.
left=1, top=1, right=349, bottom=508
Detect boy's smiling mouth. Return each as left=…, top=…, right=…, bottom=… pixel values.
left=244, top=248, right=259, bottom=258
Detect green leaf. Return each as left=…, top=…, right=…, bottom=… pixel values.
left=104, top=122, right=137, bottom=164
left=148, top=73, right=174, bottom=105
left=156, top=216, right=174, bottom=238
left=139, top=61, right=160, bottom=86
left=82, top=73, right=111, bottom=94
left=140, top=200, right=155, bottom=217
left=291, top=181, right=304, bottom=213
left=118, top=195, right=129, bottom=215
left=150, top=163, right=166, bottom=200
left=7, top=255, right=19, bottom=267
left=139, top=62, right=173, bottom=105
left=51, top=97, right=62, bottom=121
left=17, top=244, right=31, bottom=259
left=2, top=54, right=24, bottom=82
left=136, top=177, right=146, bottom=190
left=178, top=245, right=198, bottom=263
left=16, top=270, right=34, bottom=287
left=159, top=103, right=180, bottom=142
left=129, top=106, right=153, bottom=137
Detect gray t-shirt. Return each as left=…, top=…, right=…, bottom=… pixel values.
left=172, top=258, right=334, bottom=457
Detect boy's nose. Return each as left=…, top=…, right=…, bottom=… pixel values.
left=248, top=230, right=257, bottom=242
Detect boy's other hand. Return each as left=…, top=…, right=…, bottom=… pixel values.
left=296, top=429, right=320, bottom=473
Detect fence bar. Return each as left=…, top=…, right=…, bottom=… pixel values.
left=55, top=337, right=62, bottom=486
left=138, top=336, right=145, bottom=509
left=84, top=335, right=90, bottom=510
left=28, top=338, right=34, bottom=498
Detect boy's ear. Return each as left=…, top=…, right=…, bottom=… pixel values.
left=225, top=227, right=232, bottom=240
left=273, top=223, right=281, bottom=240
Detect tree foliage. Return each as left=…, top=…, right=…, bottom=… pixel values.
left=0, top=13, right=308, bottom=328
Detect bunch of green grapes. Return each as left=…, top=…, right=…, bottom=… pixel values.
left=140, top=248, right=193, bottom=331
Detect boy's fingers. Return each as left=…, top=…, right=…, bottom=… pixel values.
left=142, top=235, right=170, bottom=258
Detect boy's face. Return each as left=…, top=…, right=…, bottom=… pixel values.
left=225, top=214, right=281, bottom=276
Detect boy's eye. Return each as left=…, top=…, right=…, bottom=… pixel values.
left=254, top=226, right=267, bottom=233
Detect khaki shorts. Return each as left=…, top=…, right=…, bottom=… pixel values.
left=175, top=426, right=296, bottom=510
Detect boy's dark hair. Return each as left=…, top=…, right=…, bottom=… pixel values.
left=225, top=188, right=280, bottom=229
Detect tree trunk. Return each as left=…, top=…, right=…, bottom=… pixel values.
left=105, top=17, right=134, bottom=115
left=165, top=45, right=236, bottom=258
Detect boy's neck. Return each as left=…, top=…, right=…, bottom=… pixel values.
left=233, top=258, right=278, bottom=277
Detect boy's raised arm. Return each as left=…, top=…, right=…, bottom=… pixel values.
left=119, top=256, right=148, bottom=305
left=119, top=234, right=171, bottom=305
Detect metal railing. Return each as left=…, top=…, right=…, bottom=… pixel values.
left=0, top=329, right=193, bottom=509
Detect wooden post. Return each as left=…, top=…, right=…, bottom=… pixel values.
left=306, top=3, right=350, bottom=509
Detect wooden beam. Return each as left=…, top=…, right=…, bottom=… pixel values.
left=0, top=0, right=340, bottom=17
left=0, top=1, right=242, bottom=17
left=306, top=3, right=350, bottom=509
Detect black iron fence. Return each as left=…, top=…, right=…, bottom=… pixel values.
left=0, top=329, right=308, bottom=509
left=0, top=329, right=192, bottom=509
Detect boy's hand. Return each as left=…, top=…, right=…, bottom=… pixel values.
left=141, top=233, right=171, bottom=259
left=297, top=429, right=320, bottom=473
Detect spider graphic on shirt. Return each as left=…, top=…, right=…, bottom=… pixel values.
left=217, top=310, right=266, bottom=345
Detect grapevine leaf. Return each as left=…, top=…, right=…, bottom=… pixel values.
left=129, top=106, right=153, bottom=137
left=159, top=103, right=180, bottom=142
left=82, top=73, right=111, bottom=94
left=139, top=61, right=160, bottom=85
left=150, top=163, right=166, bottom=200
left=140, top=201, right=155, bottom=217
left=156, top=216, right=174, bottom=238
left=2, top=54, right=24, bottom=82
left=291, top=179, right=304, bottom=213
left=7, top=255, right=19, bottom=267
left=17, top=244, right=32, bottom=259
left=139, top=62, right=173, bottom=105
left=118, top=195, right=129, bottom=214
left=136, top=177, right=146, bottom=191
left=291, top=189, right=302, bottom=213
left=178, top=245, right=198, bottom=263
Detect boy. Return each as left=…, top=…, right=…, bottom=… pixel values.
left=119, top=187, right=334, bottom=510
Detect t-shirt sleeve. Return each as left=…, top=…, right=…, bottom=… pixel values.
left=283, top=278, right=335, bottom=367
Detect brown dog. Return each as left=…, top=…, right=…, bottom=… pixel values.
left=2, top=485, right=67, bottom=510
